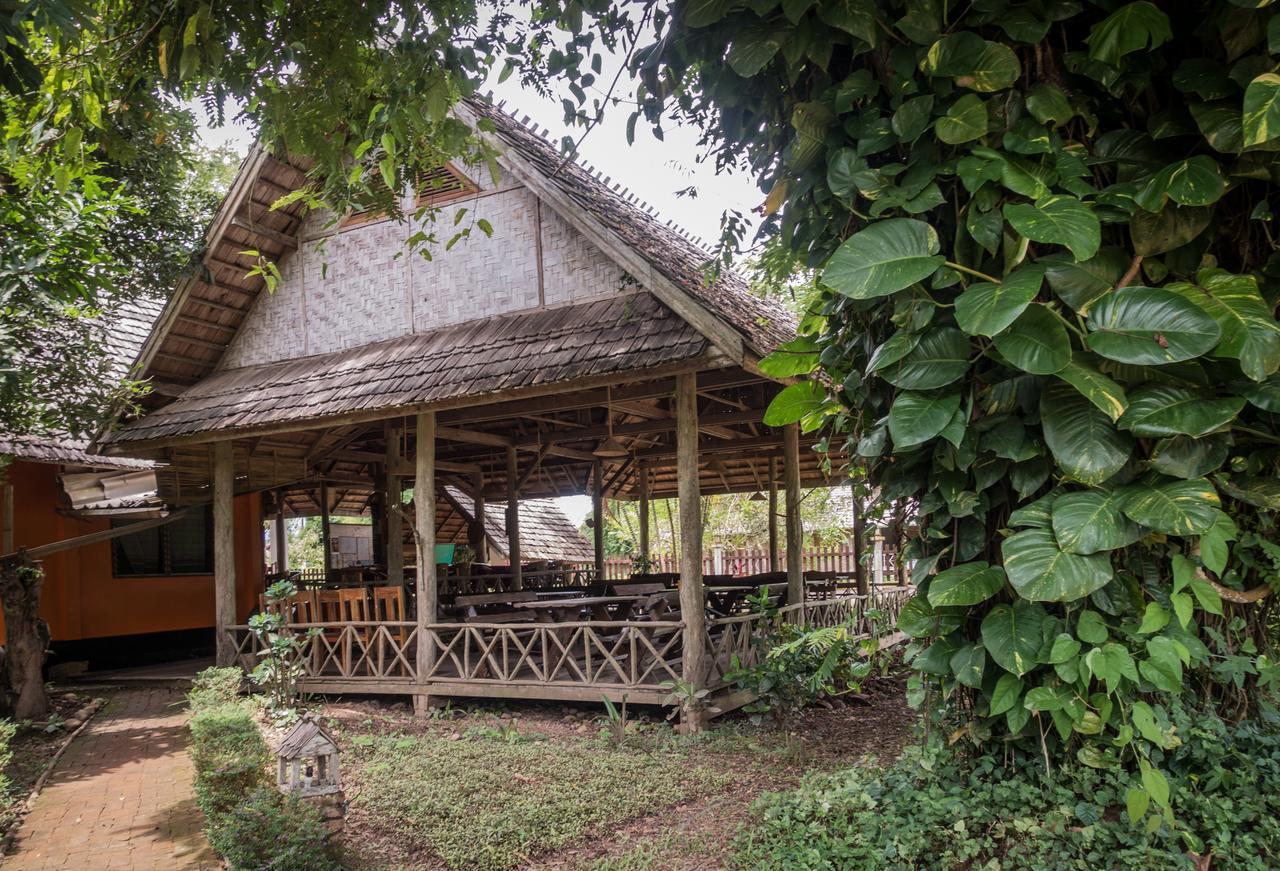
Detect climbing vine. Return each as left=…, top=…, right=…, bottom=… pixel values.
left=542, top=0, right=1280, bottom=827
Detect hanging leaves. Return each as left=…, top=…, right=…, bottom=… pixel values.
left=821, top=218, right=945, bottom=298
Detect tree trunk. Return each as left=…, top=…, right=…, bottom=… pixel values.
left=0, top=555, right=50, bottom=719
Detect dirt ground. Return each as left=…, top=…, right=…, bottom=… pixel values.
left=316, top=673, right=917, bottom=871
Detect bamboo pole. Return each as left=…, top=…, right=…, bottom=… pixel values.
left=506, top=445, right=521, bottom=590
left=414, top=411, right=437, bottom=716
left=213, top=441, right=236, bottom=666
left=783, top=424, right=803, bottom=609
left=676, top=373, right=707, bottom=731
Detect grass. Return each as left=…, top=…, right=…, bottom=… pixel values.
left=577, top=829, right=727, bottom=870
left=347, top=723, right=735, bottom=870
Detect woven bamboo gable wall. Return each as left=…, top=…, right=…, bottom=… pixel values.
left=222, top=165, right=630, bottom=370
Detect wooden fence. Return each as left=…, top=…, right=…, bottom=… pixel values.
left=603, top=545, right=898, bottom=580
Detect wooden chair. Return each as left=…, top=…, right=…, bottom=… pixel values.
left=312, top=590, right=344, bottom=674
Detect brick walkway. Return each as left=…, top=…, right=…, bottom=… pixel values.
left=4, top=687, right=218, bottom=870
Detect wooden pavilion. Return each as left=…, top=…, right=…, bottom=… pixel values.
left=97, top=99, right=910, bottom=724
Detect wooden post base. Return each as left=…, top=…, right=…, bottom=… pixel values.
left=412, top=693, right=434, bottom=718
left=679, top=705, right=706, bottom=734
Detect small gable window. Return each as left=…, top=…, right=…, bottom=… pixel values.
left=112, top=506, right=214, bottom=577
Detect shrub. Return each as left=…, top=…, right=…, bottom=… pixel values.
left=734, top=708, right=1280, bottom=870
left=0, top=718, right=14, bottom=796
left=187, top=666, right=244, bottom=712
left=189, top=703, right=270, bottom=818
left=206, top=787, right=338, bottom=871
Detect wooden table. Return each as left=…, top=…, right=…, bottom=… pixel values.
left=705, top=582, right=788, bottom=615
left=513, top=595, right=644, bottom=622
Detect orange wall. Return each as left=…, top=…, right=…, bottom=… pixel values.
left=2, top=460, right=263, bottom=642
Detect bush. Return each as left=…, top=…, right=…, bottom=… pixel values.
left=207, top=787, right=338, bottom=871
left=0, top=718, right=14, bottom=796
left=734, top=708, right=1280, bottom=870
left=188, top=666, right=244, bottom=712
left=186, top=692, right=336, bottom=870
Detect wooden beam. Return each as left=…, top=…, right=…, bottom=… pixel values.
left=676, top=372, right=707, bottom=732
left=506, top=445, right=521, bottom=589
left=436, top=426, right=512, bottom=448
left=592, top=459, right=605, bottom=582
left=230, top=216, right=298, bottom=249
left=186, top=295, right=248, bottom=316
left=515, top=444, right=551, bottom=491
left=4, top=507, right=190, bottom=562
left=768, top=456, right=779, bottom=573
left=470, top=469, right=488, bottom=562
left=414, top=411, right=437, bottom=716
left=213, top=442, right=236, bottom=666
left=784, top=424, right=803, bottom=609
left=385, top=421, right=404, bottom=584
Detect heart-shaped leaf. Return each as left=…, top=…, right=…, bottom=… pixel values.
left=1050, top=489, right=1142, bottom=555
left=1134, top=156, right=1225, bottom=211
left=1117, top=385, right=1244, bottom=437
left=981, top=600, right=1048, bottom=676
left=1085, top=286, right=1221, bottom=365
left=1055, top=355, right=1128, bottom=421
left=763, top=381, right=826, bottom=426
left=993, top=304, right=1072, bottom=374
left=1086, top=1, right=1171, bottom=66
left=822, top=218, right=945, bottom=299
left=955, top=264, right=1044, bottom=336
left=1150, top=435, right=1229, bottom=479
left=1169, top=270, right=1280, bottom=382
left=1004, top=195, right=1101, bottom=262
left=936, top=93, right=988, bottom=144
left=889, top=390, right=962, bottom=448
left=879, top=327, right=971, bottom=389
left=1002, top=527, right=1113, bottom=602
left=1121, top=477, right=1221, bottom=535
left=1041, top=382, right=1133, bottom=485
left=927, top=561, right=1007, bottom=607
left=1243, top=72, right=1280, bottom=148
left=950, top=643, right=987, bottom=688
left=1042, top=247, right=1129, bottom=313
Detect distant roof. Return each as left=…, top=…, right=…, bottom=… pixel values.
left=443, top=485, right=596, bottom=564
left=3, top=296, right=164, bottom=467
left=104, top=292, right=708, bottom=445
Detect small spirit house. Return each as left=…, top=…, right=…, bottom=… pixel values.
left=276, top=714, right=341, bottom=796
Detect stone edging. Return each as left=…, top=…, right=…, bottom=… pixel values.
left=0, top=696, right=106, bottom=856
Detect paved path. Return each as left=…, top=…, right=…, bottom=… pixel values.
left=4, top=687, right=218, bottom=870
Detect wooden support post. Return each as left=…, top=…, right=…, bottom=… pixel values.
left=783, top=423, right=803, bottom=610
left=470, top=469, right=488, bottom=563
left=767, top=455, right=779, bottom=573
left=319, top=481, right=332, bottom=577
left=506, top=445, right=521, bottom=590
left=638, top=465, right=650, bottom=565
left=852, top=474, right=868, bottom=595
left=273, top=488, right=287, bottom=573
left=385, top=421, right=404, bottom=585
left=213, top=441, right=236, bottom=666
left=414, top=411, right=437, bottom=716
left=592, top=459, right=605, bottom=582
left=676, top=373, right=707, bottom=731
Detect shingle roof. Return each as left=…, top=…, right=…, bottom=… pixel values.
left=443, top=485, right=596, bottom=563
left=466, top=99, right=795, bottom=357
left=3, top=296, right=164, bottom=467
left=104, top=292, right=708, bottom=445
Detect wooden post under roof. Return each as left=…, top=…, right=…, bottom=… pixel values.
left=319, top=481, right=332, bottom=577
left=592, top=459, right=605, bottom=582
left=637, top=465, right=650, bottom=564
left=213, top=441, right=236, bottom=666
left=385, top=420, right=404, bottom=584
left=506, top=445, right=521, bottom=590
left=470, top=468, right=488, bottom=563
left=414, top=411, right=437, bottom=716
left=676, top=372, right=707, bottom=731
left=273, top=487, right=287, bottom=573
left=783, top=423, right=804, bottom=610
left=852, top=473, right=869, bottom=595
left=767, top=455, right=779, bottom=573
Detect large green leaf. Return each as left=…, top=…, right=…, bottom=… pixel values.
left=756, top=337, right=820, bottom=378
left=879, top=327, right=971, bottom=389
left=927, top=561, right=1007, bottom=607
left=992, top=304, right=1071, bottom=375
left=889, top=390, right=962, bottom=448
left=1150, top=435, right=1229, bottom=479
left=1055, top=355, right=1129, bottom=421
left=1121, top=477, right=1222, bottom=535
left=1117, top=385, right=1244, bottom=437
left=1130, top=205, right=1213, bottom=257
left=1042, top=248, right=1129, bottom=314
left=822, top=218, right=945, bottom=299
left=1217, top=475, right=1280, bottom=510
left=935, top=93, right=988, bottom=144
left=1086, top=2, right=1172, bottom=66
left=1243, top=73, right=1280, bottom=148
left=981, top=600, right=1048, bottom=676
left=1004, top=195, right=1101, bottom=262
left=1002, top=527, right=1113, bottom=602
left=867, top=330, right=921, bottom=373
left=954, top=264, right=1044, bottom=337
left=961, top=41, right=1021, bottom=92
left=950, top=643, right=987, bottom=688
left=1051, top=489, right=1142, bottom=555
left=1086, top=287, right=1222, bottom=365
left=898, top=596, right=964, bottom=638
left=762, top=381, right=826, bottom=426
left=1134, top=156, right=1225, bottom=211
left=1041, top=382, right=1133, bottom=485
left=1168, top=270, right=1280, bottom=381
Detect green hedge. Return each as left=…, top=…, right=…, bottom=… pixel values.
left=187, top=668, right=338, bottom=871
left=734, top=708, right=1280, bottom=870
